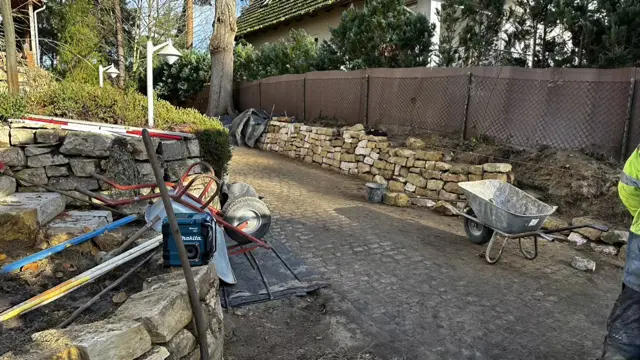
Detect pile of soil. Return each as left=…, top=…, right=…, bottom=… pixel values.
left=388, top=132, right=630, bottom=228
left=0, top=226, right=165, bottom=354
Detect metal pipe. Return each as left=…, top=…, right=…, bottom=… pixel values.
left=57, top=251, right=156, bottom=328
left=1, top=215, right=138, bottom=273
left=0, top=236, right=161, bottom=322
left=142, top=129, right=209, bottom=360
left=34, top=2, right=46, bottom=67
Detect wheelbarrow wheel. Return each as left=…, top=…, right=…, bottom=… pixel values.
left=223, top=197, right=271, bottom=245
left=463, top=209, right=494, bottom=245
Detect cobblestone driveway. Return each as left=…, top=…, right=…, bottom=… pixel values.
left=229, top=147, right=621, bottom=360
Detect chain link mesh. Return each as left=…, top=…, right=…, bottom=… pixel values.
left=233, top=70, right=639, bottom=159
left=304, top=77, right=367, bottom=125
left=467, top=76, right=631, bottom=157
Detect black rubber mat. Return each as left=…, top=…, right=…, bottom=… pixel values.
left=221, top=239, right=328, bottom=308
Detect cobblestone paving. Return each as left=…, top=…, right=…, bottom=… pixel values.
left=229, top=147, right=622, bottom=360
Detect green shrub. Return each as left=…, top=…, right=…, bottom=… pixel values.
left=0, top=91, right=26, bottom=121
left=234, top=29, right=319, bottom=81
left=27, top=81, right=231, bottom=174
left=141, top=50, right=212, bottom=106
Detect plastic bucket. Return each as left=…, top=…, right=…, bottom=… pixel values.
left=365, top=182, right=386, bottom=203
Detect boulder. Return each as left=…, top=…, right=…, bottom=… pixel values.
left=159, top=141, right=189, bottom=161
left=387, top=180, right=405, bottom=192
left=46, top=210, right=113, bottom=237
left=571, top=256, right=596, bottom=272
left=415, top=150, right=443, bottom=161
left=383, top=192, right=409, bottom=207
left=27, top=153, right=69, bottom=168
left=60, top=132, right=114, bottom=157
left=434, top=162, right=452, bottom=171
left=406, top=173, right=427, bottom=188
left=138, top=346, right=170, bottom=360
left=567, top=232, right=588, bottom=246
left=411, top=198, right=436, bottom=208
left=482, top=163, right=513, bottom=173
left=69, top=158, right=100, bottom=177
left=572, top=217, right=605, bottom=241
left=433, top=201, right=457, bottom=216
left=0, top=147, right=26, bottom=166
left=0, top=176, right=16, bottom=197
left=49, top=176, right=99, bottom=191
left=116, top=288, right=192, bottom=343
left=469, top=165, right=484, bottom=175
left=590, top=242, right=619, bottom=256
left=32, top=318, right=152, bottom=360
left=601, top=230, right=629, bottom=245
left=45, top=165, right=70, bottom=177
left=11, top=129, right=35, bottom=145
left=0, top=125, right=9, bottom=147
left=24, top=145, right=54, bottom=157
left=405, top=137, right=426, bottom=150
left=35, top=129, right=65, bottom=144
left=15, top=168, right=47, bottom=186
left=0, top=192, right=65, bottom=225
left=164, top=329, right=196, bottom=360
left=142, top=262, right=217, bottom=301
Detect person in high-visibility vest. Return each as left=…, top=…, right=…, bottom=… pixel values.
left=602, top=152, right=640, bottom=359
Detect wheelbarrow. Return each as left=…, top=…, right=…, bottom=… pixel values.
left=456, top=180, right=608, bottom=264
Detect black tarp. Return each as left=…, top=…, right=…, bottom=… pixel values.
left=229, top=109, right=270, bottom=148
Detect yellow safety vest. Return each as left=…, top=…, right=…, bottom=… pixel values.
left=620, top=149, right=640, bottom=234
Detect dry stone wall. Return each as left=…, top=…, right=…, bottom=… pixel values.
left=1, top=263, right=224, bottom=360
left=257, top=121, right=515, bottom=206
left=0, top=121, right=203, bottom=201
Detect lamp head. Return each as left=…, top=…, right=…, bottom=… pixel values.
left=157, top=41, right=182, bottom=65
left=105, top=64, right=120, bottom=79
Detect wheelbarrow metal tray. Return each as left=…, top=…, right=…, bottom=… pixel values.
left=458, top=180, right=557, bottom=234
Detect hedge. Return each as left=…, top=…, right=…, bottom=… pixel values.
left=18, top=81, right=231, bottom=174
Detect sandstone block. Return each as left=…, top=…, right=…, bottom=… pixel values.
left=404, top=183, right=416, bottom=192
left=443, top=182, right=463, bottom=194
left=415, top=150, right=443, bottom=161
left=590, top=242, right=618, bottom=256
left=483, top=163, right=512, bottom=173
left=15, top=167, right=47, bottom=186
left=24, top=145, right=54, bottom=157
left=469, top=165, right=484, bottom=175
left=49, top=176, right=99, bottom=191
left=405, top=137, right=425, bottom=150
left=434, top=162, right=452, bottom=171
left=572, top=217, right=604, bottom=241
left=35, top=129, right=65, bottom=144
left=124, top=137, right=160, bottom=161
left=11, top=129, right=35, bottom=145
left=165, top=329, right=195, bottom=360
left=449, top=164, right=469, bottom=174
left=406, top=173, right=427, bottom=188
left=601, top=230, right=629, bottom=245
left=139, top=346, right=170, bottom=360
left=0, top=125, right=9, bottom=147
left=421, top=169, right=442, bottom=179
left=439, top=190, right=458, bottom=201
left=483, top=173, right=508, bottom=182
left=0, top=176, right=16, bottom=197
left=388, top=180, right=405, bottom=192
left=571, top=256, right=596, bottom=271
left=427, top=180, right=444, bottom=191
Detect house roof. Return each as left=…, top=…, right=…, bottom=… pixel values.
left=237, top=0, right=352, bottom=37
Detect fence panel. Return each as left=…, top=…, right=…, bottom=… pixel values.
left=259, top=76, right=304, bottom=119
left=367, top=72, right=469, bottom=136
left=304, top=73, right=367, bottom=125
left=467, top=68, right=633, bottom=158
left=235, top=81, right=261, bottom=111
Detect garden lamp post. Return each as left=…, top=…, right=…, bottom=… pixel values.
left=146, top=39, right=182, bottom=128
left=99, top=64, right=120, bottom=88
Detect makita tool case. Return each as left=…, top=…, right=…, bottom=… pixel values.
left=162, top=213, right=216, bottom=267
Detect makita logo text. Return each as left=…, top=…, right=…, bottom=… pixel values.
left=183, top=236, right=202, bottom=241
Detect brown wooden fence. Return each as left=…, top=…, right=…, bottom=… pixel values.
left=230, top=66, right=640, bottom=160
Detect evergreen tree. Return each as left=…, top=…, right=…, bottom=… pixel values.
left=316, top=0, right=435, bottom=70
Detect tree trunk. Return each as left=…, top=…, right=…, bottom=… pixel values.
left=1, top=0, right=19, bottom=94
left=207, top=0, right=236, bottom=117
left=114, top=0, right=126, bottom=88
left=186, top=0, right=194, bottom=49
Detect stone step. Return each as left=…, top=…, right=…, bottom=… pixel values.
left=0, top=192, right=65, bottom=244
left=46, top=210, right=113, bottom=237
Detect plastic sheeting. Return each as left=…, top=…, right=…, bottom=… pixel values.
left=229, top=108, right=270, bottom=148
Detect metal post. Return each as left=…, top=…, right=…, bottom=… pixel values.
left=146, top=40, right=155, bottom=128
left=621, top=78, right=636, bottom=162
left=461, top=72, right=473, bottom=141
left=258, top=81, right=263, bottom=110
left=364, top=74, right=370, bottom=126
left=99, top=65, right=105, bottom=88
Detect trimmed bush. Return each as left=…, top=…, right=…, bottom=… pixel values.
left=0, top=91, right=27, bottom=121
left=26, top=81, right=231, bottom=174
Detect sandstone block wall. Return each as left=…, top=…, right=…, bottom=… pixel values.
left=257, top=121, right=515, bottom=204
left=1, top=263, right=223, bottom=360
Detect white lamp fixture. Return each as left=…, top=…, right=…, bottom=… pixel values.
left=147, top=39, right=183, bottom=128
left=99, top=64, right=120, bottom=87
